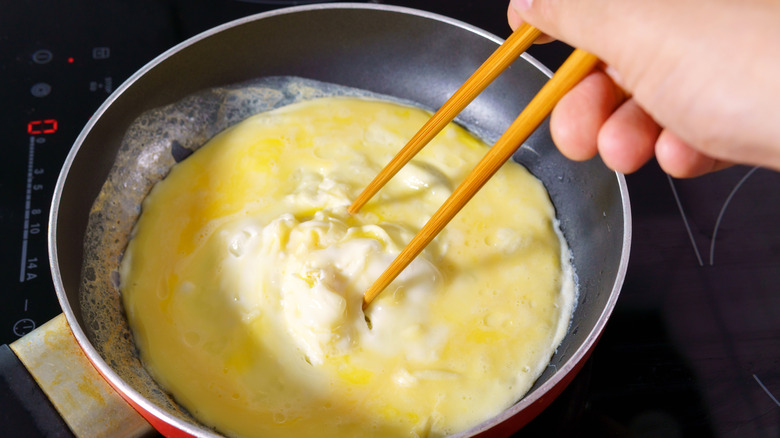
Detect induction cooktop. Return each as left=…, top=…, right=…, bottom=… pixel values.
left=1, top=1, right=778, bottom=437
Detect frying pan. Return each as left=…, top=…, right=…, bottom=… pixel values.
left=47, top=3, right=631, bottom=437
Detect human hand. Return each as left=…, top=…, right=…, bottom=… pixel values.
left=508, top=0, right=780, bottom=177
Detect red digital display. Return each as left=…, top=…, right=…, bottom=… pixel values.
left=27, top=119, right=58, bottom=135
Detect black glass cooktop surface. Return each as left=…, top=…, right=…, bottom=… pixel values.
left=2, top=1, right=778, bottom=437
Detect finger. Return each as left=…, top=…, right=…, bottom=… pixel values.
left=597, top=98, right=661, bottom=174
left=508, top=0, right=628, bottom=49
left=549, top=69, right=625, bottom=161
left=655, top=129, right=732, bottom=178
left=507, top=0, right=681, bottom=88
left=507, top=4, right=556, bottom=43
left=507, top=3, right=524, bottom=30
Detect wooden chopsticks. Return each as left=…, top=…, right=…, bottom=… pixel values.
left=355, top=26, right=599, bottom=310
left=348, top=23, right=542, bottom=214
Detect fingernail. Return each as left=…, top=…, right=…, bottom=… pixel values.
left=510, top=0, right=533, bottom=11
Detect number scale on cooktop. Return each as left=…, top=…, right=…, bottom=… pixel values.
left=1, top=2, right=175, bottom=344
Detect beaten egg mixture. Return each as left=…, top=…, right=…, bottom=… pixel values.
left=120, top=97, right=575, bottom=438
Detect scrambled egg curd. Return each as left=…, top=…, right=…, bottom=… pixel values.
left=120, top=97, right=575, bottom=438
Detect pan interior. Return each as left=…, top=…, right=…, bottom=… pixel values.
left=82, top=74, right=621, bottom=431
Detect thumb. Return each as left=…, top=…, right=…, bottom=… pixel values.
left=508, top=0, right=679, bottom=86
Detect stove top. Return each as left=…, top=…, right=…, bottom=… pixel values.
left=1, top=1, right=778, bottom=437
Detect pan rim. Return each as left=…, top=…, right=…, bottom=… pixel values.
left=48, top=3, right=631, bottom=437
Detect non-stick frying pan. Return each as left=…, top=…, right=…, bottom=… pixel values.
left=47, top=4, right=630, bottom=437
